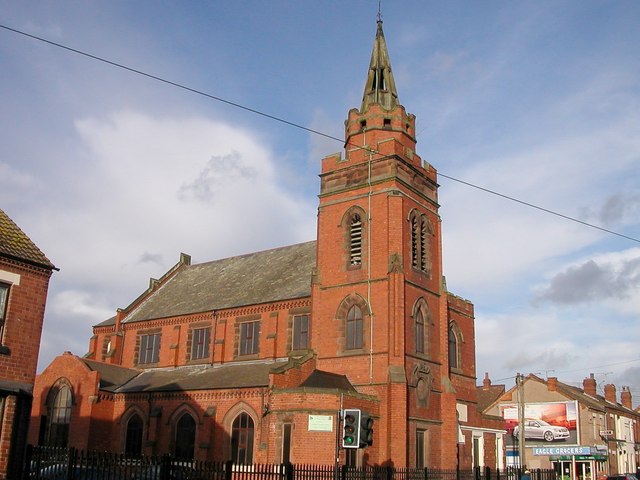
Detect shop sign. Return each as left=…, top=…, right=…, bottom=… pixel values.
left=533, top=446, right=591, bottom=456
left=550, top=456, right=607, bottom=461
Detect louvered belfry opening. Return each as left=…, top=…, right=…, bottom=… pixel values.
left=350, top=214, right=363, bottom=265
left=411, top=215, right=419, bottom=268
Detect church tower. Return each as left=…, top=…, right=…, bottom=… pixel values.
left=311, top=19, right=465, bottom=467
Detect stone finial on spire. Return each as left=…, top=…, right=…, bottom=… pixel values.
left=361, top=18, right=399, bottom=112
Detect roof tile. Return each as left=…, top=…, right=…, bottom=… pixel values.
left=0, top=209, right=55, bottom=269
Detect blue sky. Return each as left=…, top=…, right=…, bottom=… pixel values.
left=1, top=1, right=639, bottom=401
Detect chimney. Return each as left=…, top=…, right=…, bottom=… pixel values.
left=547, top=377, right=558, bottom=392
left=621, top=386, right=632, bottom=409
left=583, top=373, right=597, bottom=397
left=483, top=372, right=492, bottom=390
left=604, top=384, right=617, bottom=403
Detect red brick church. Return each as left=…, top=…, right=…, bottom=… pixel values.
left=29, top=20, right=505, bottom=468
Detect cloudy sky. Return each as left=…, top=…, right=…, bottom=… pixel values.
left=2, top=1, right=639, bottom=401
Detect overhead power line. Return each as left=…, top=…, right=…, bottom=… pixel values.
left=440, top=174, right=640, bottom=243
left=1, top=23, right=639, bottom=245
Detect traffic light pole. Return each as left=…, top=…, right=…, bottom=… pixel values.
left=334, top=409, right=342, bottom=480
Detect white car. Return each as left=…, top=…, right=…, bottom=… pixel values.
left=513, top=419, right=570, bottom=442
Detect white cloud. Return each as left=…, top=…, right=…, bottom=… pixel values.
left=0, top=161, right=35, bottom=182
left=35, top=110, right=316, bottom=369
left=49, top=289, right=113, bottom=321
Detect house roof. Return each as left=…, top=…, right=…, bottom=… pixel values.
left=477, top=384, right=506, bottom=412
left=120, top=241, right=316, bottom=324
left=114, top=360, right=289, bottom=393
left=552, top=377, right=638, bottom=415
left=0, top=208, right=55, bottom=270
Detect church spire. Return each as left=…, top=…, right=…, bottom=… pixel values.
left=361, top=19, right=399, bottom=112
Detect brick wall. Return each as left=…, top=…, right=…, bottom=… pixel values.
left=29, top=353, right=101, bottom=451
left=0, top=260, right=52, bottom=386
left=0, top=257, right=53, bottom=480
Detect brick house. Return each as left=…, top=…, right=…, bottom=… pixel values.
left=483, top=373, right=640, bottom=479
left=0, top=209, right=56, bottom=479
left=29, top=20, right=505, bottom=468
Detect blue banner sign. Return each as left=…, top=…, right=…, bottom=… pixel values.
left=533, top=446, right=591, bottom=456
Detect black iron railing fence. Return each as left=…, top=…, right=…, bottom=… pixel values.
left=24, top=445, right=557, bottom=480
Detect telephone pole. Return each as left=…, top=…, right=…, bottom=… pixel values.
left=517, top=373, right=527, bottom=469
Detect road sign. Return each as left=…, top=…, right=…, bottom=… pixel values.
left=599, top=430, right=613, bottom=436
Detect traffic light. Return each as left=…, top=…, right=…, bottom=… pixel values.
left=342, top=409, right=361, bottom=448
left=359, top=412, right=374, bottom=448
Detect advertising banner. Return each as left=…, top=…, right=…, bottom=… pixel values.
left=500, top=401, right=578, bottom=446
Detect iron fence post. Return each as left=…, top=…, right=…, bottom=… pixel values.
left=159, top=454, right=170, bottom=480
left=22, top=444, right=33, bottom=480
left=386, top=465, right=394, bottom=480
left=225, top=460, right=233, bottom=480
left=284, top=462, right=294, bottom=480
left=65, top=447, right=76, bottom=480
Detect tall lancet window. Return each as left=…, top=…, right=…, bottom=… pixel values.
left=448, top=323, right=462, bottom=371
left=415, top=310, right=425, bottom=354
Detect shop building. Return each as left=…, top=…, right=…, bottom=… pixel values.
left=483, top=373, right=639, bottom=480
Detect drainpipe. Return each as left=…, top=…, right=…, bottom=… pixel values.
left=365, top=128, right=374, bottom=384
left=210, top=310, right=218, bottom=365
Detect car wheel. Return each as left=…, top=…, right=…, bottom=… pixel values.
left=544, top=431, right=554, bottom=442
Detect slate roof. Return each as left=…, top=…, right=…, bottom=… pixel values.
left=0, top=208, right=55, bottom=270
left=80, top=355, right=357, bottom=396
left=115, top=360, right=289, bottom=393
left=552, top=377, right=638, bottom=415
left=299, top=370, right=357, bottom=392
left=95, top=316, right=116, bottom=328
left=81, top=359, right=140, bottom=392
left=122, top=241, right=316, bottom=324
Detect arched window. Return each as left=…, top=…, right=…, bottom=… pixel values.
left=174, top=412, right=196, bottom=460
left=46, top=384, right=72, bottom=447
left=346, top=305, right=363, bottom=350
left=448, top=324, right=461, bottom=370
left=125, top=413, right=143, bottom=456
left=231, top=413, right=254, bottom=465
left=413, top=299, right=431, bottom=356
left=349, top=214, right=363, bottom=266
left=415, top=310, right=425, bottom=354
